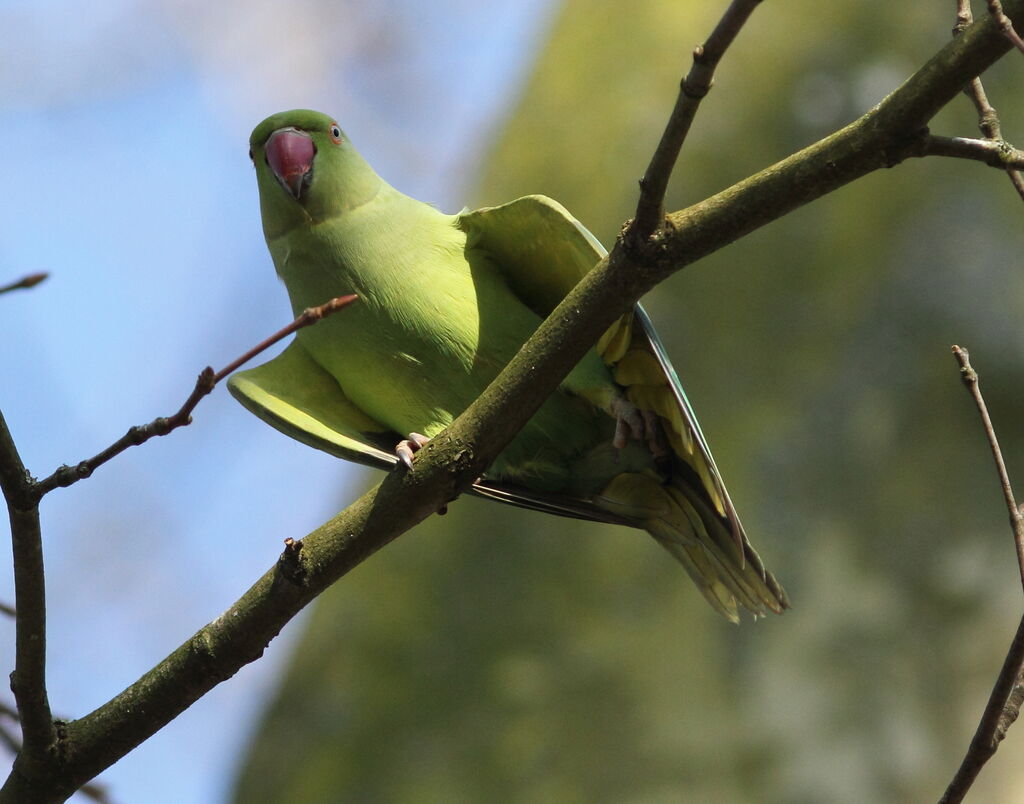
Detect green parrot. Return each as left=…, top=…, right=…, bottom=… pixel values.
left=230, top=109, right=788, bottom=622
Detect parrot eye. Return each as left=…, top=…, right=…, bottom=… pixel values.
left=248, top=148, right=254, bottom=161
left=329, top=124, right=342, bottom=144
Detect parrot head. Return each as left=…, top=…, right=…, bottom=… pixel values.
left=249, top=109, right=382, bottom=237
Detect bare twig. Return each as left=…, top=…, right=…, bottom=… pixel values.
left=32, top=294, right=358, bottom=499
left=955, top=0, right=973, bottom=34
left=966, top=75, right=1024, bottom=199
left=925, top=134, right=1024, bottom=167
left=939, top=346, right=1024, bottom=803
left=952, top=346, right=1024, bottom=587
left=631, top=0, right=763, bottom=240
left=950, top=344, right=1024, bottom=581
left=988, top=0, right=1024, bottom=53
left=0, top=601, right=14, bottom=618
left=955, top=3, right=1024, bottom=199
left=0, top=273, right=47, bottom=296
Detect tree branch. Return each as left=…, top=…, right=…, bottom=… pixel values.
left=0, top=295, right=355, bottom=800
left=0, top=703, right=111, bottom=804
left=0, top=413, right=54, bottom=776
left=3, top=2, right=1023, bottom=799
left=924, top=134, right=1024, bottom=168
left=939, top=614, right=1024, bottom=804
left=0, top=273, right=47, bottom=296
left=31, top=294, right=358, bottom=499
left=633, top=0, right=763, bottom=240
left=951, top=346, right=1024, bottom=589
left=938, top=346, right=1024, bottom=803
left=956, top=2, right=1024, bottom=199
left=988, top=0, right=1024, bottom=54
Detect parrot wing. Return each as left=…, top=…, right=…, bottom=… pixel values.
left=458, top=195, right=786, bottom=619
left=457, top=195, right=740, bottom=537
left=228, top=340, right=398, bottom=469
left=228, top=339, right=636, bottom=525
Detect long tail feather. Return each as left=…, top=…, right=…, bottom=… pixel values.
left=595, top=472, right=789, bottom=621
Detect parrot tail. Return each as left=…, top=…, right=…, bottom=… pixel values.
left=595, top=472, right=788, bottom=622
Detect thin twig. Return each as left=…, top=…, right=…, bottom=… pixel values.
left=925, top=134, right=1024, bottom=167
left=952, top=346, right=1024, bottom=587
left=955, top=0, right=973, bottom=35
left=0, top=273, right=47, bottom=296
left=955, top=4, right=1024, bottom=199
left=939, top=346, right=1024, bottom=803
left=965, top=74, right=1024, bottom=199
left=988, top=0, right=1024, bottom=53
left=966, top=76, right=1002, bottom=140
left=32, top=294, right=358, bottom=499
left=0, top=601, right=14, bottom=618
left=631, top=0, right=763, bottom=240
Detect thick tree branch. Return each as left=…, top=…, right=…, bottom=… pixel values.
left=633, top=0, right=763, bottom=239
left=2, top=2, right=1022, bottom=799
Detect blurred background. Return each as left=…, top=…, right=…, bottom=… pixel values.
left=2, top=1, right=1023, bottom=801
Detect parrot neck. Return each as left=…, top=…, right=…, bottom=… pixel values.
left=257, top=159, right=387, bottom=240
left=305, top=166, right=384, bottom=224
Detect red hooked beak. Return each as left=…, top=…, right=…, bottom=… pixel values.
left=265, top=128, right=315, bottom=199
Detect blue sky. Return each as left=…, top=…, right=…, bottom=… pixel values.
left=0, top=1, right=554, bottom=800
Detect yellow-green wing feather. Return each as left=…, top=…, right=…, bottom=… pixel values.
left=458, top=196, right=737, bottom=528
left=459, top=195, right=787, bottom=619
left=229, top=336, right=636, bottom=527
left=228, top=341, right=398, bottom=469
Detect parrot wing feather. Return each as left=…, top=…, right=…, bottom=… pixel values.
left=457, top=195, right=735, bottom=522
left=228, top=341, right=398, bottom=469
left=229, top=340, right=638, bottom=526
left=458, top=195, right=787, bottom=617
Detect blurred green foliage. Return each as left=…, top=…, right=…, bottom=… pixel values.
left=233, top=2, right=1024, bottom=801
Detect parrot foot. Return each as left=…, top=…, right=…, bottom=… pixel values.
left=611, top=397, right=645, bottom=449
left=642, top=410, right=670, bottom=459
left=395, top=432, right=431, bottom=470
left=610, top=398, right=669, bottom=458
left=395, top=432, right=461, bottom=516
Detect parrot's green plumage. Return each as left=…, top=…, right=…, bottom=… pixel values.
left=230, top=109, right=788, bottom=621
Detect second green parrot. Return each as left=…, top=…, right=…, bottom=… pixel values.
left=230, top=109, right=788, bottom=622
